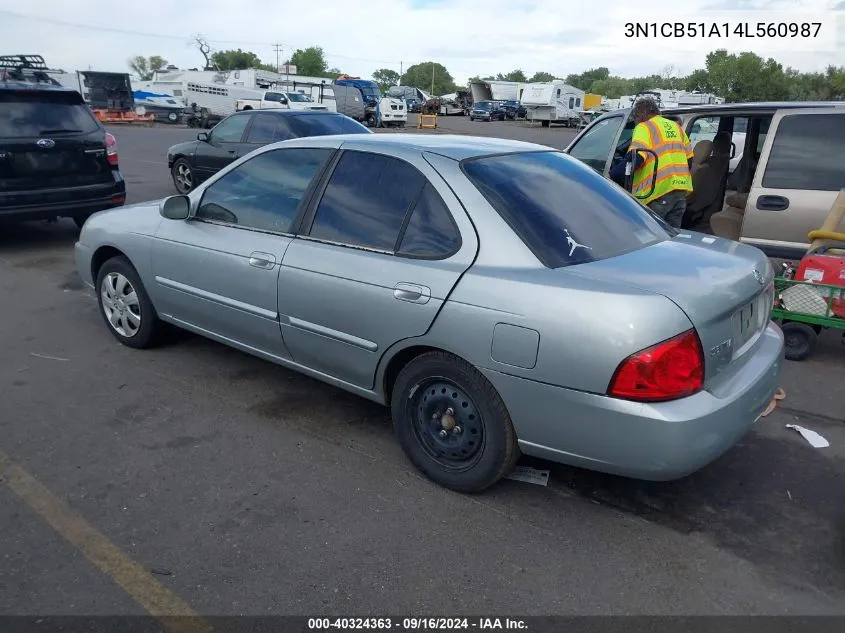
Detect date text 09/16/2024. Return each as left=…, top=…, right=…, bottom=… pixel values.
left=307, top=617, right=528, bottom=630
left=624, top=21, right=822, bottom=39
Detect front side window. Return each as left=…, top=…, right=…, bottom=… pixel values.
left=762, top=113, right=845, bottom=190
left=462, top=151, right=669, bottom=269
left=567, top=115, right=623, bottom=172
left=209, top=114, right=250, bottom=143
left=308, top=150, right=425, bottom=251
left=196, top=148, right=333, bottom=233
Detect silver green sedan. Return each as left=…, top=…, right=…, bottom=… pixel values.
left=74, top=133, right=784, bottom=493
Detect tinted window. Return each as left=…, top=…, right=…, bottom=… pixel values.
left=567, top=115, right=623, bottom=172
left=286, top=114, right=370, bottom=137
left=309, top=150, right=425, bottom=250
left=0, top=91, right=99, bottom=137
left=197, top=148, right=332, bottom=232
left=462, top=151, right=669, bottom=269
left=762, top=113, right=845, bottom=190
left=398, top=183, right=461, bottom=258
left=246, top=114, right=293, bottom=143
left=209, top=114, right=250, bottom=142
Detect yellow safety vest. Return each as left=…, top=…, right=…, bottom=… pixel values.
left=629, top=115, right=694, bottom=205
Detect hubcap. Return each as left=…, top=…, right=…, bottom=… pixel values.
left=412, top=379, right=484, bottom=470
left=175, top=163, right=192, bottom=190
left=101, top=272, right=141, bottom=338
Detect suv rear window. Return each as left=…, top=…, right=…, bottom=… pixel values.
left=287, top=113, right=370, bottom=137
left=0, top=90, right=100, bottom=138
left=462, top=151, right=670, bottom=269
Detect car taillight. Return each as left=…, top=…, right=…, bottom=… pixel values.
left=105, top=132, right=119, bottom=166
left=608, top=329, right=704, bottom=402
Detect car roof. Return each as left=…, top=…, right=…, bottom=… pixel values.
left=0, top=81, right=81, bottom=95
left=229, top=109, right=346, bottom=117
left=304, top=133, right=555, bottom=160
left=593, top=100, right=845, bottom=120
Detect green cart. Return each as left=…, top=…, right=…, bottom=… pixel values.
left=771, top=277, right=845, bottom=361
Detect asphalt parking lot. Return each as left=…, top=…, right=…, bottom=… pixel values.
left=1, top=114, right=844, bottom=619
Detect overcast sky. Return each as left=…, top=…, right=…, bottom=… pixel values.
left=0, top=0, right=842, bottom=84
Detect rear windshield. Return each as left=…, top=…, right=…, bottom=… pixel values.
left=287, top=113, right=370, bottom=137
left=0, top=90, right=100, bottom=138
left=462, top=151, right=670, bottom=268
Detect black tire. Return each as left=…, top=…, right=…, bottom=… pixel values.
left=167, top=111, right=179, bottom=123
left=171, top=158, right=194, bottom=194
left=781, top=321, right=818, bottom=361
left=391, top=351, right=519, bottom=493
left=95, top=256, right=164, bottom=350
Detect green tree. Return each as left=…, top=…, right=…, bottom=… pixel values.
left=566, top=67, right=610, bottom=90
left=528, top=71, right=556, bottom=83
left=211, top=49, right=274, bottom=71
left=372, top=68, right=400, bottom=91
left=127, top=55, right=167, bottom=81
left=289, top=46, right=329, bottom=77
left=402, top=62, right=455, bottom=95
left=496, top=69, right=527, bottom=82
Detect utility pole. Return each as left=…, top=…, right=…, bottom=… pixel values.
left=430, top=62, right=435, bottom=94
left=272, top=43, right=283, bottom=73
left=400, top=61, right=403, bottom=82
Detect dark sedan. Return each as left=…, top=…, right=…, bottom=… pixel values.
left=500, top=100, right=527, bottom=120
left=167, top=109, right=371, bottom=194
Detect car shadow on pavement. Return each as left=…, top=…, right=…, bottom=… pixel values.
left=520, top=419, right=845, bottom=596
left=0, top=219, right=79, bottom=254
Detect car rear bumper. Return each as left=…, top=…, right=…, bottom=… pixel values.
left=0, top=181, right=126, bottom=221
left=482, top=322, right=784, bottom=481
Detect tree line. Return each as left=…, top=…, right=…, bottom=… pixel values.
left=129, top=45, right=845, bottom=103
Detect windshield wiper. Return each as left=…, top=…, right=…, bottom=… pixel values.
left=39, top=128, right=81, bottom=134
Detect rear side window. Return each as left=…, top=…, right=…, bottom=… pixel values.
left=397, top=183, right=461, bottom=258
left=462, top=151, right=669, bottom=269
left=286, top=114, right=371, bottom=137
left=309, top=150, right=425, bottom=250
left=0, top=91, right=99, bottom=138
left=246, top=114, right=293, bottom=143
left=762, top=113, right=845, bottom=191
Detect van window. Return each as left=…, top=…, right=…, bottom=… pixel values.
left=762, top=113, right=845, bottom=191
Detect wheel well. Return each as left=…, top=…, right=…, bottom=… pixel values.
left=241, top=105, right=253, bottom=110
left=382, top=345, right=442, bottom=403
left=90, top=246, right=126, bottom=283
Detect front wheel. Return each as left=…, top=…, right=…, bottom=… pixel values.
left=391, top=351, right=519, bottom=493
left=96, top=256, right=164, bottom=349
left=171, top=158, right=194, bottom=194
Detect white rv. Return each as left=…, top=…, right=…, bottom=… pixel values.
left=520, top=81, right=585, bottom=127
left=469, top=80, right=521, bottom=103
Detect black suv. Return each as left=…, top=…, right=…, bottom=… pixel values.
left=0, top=55, right=126, bottom=228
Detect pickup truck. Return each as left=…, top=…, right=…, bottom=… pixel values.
left=235, top=90, right=330, bottom=112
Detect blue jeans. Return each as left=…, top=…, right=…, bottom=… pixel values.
left=648, top=190, right=687, bottom=228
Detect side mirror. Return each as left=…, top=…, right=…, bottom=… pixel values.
left=197, top=132, right=209, bottom=142
left=280, top=97, right=288, bottom=104
left=160, top=195, right=191, bottom=220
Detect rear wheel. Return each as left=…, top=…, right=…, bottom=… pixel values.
left=391, top=351, right=519, bottom=493
left=781, top=321, right=818, bottom=361
left=96, top=256, right=164, bottom=349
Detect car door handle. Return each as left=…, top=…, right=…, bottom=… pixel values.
left=756, top=195, right=789, bottom=211
left=248, top=252, right=276, bottom=269
left=393, top=282, right=431, bottom=304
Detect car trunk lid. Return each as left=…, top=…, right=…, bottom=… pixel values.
left=566, top=235, right=774, bottom=386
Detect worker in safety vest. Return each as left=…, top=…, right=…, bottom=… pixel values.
left=625, top=97, right=694, bottom=228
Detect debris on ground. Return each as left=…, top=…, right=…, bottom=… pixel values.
left=761, top=387, right=786, bottom=417
left=785, top=424, right=830, bottom=448
left=505, top=466, right=550, bottom=486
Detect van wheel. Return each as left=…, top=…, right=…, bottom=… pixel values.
left=391, top=351, right=519, bottom=493
left=781, top=321, right=818, bottom=361
left=96, top=256, right=164, bottom=350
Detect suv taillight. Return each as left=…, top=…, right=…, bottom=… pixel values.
left=608, top=329, right=704, bottom=402
left=105, top=132, right=118, bottom=166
